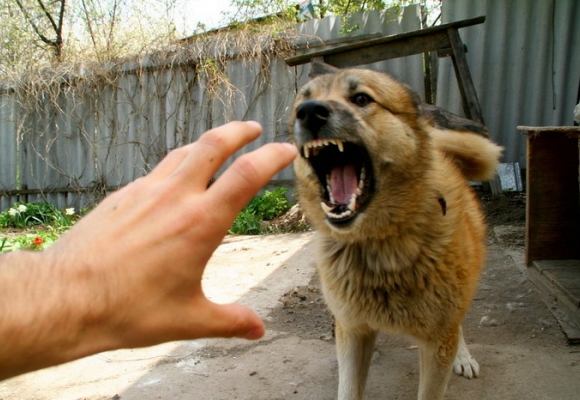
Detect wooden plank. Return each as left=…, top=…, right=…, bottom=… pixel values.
left=529, top=260, right=580, bottom=344
left=321, top=32, right=449, bottom=68
left=446, top=28, right=484, bottom=124
left=533, top=260, right=580, bottom=307
left=519, top=125, right=580, bottom=135
left=285, top=16, right=486, bottom=67
left=423, top=51, right=438, bottom=104
left=525, top=130, right=580, bottom=264
left=421, top=103, right=488, bottom=137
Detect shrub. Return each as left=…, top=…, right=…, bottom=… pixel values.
left=245, top=187, right=291, bottom=221
left=229, top=187, right=292, bottom=235
left=229, top=209, right=263, bottom=235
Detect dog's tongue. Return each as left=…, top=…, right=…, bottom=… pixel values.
left=330, top=165, right=358, bottom=204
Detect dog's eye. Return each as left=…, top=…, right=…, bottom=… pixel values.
left=350, top=93, right=374, bottom=107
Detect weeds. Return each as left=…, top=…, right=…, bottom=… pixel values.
left=245, top=187, right=291, bottom=221
left=0, top=202, right=78, bottom=229
left=0, top=229, right=62, bottom=252
left=230, top=209, right=263, bottom=235
left=229, top=187, right=292, bottom=235
left=0, top=202, right=78, bottom=253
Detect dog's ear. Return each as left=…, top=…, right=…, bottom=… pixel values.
left=407, top=87, right=422, bottom=110
left=309, top=58, right=340, bottom=78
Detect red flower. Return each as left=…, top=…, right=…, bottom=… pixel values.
left=33, top=237, right=44, bottom=246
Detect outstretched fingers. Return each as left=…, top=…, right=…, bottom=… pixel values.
left=147, top=121, right=263, bottom=185
left=138, top=123, right=294, bottom=342
left=171, top=121, right=264, bottom=189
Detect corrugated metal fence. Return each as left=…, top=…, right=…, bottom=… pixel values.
left=1, top=2, right=579, bottom=211
left=437, top=0, right=580, bottom=167
left=0, top=6, right=423, bottom=211
left=0, top=46, right=301, bottom=211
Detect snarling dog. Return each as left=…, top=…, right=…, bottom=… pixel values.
left=288, top=64, right=502, bottom=400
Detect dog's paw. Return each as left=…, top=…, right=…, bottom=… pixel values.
left=453, top=350, right=480, bottom=379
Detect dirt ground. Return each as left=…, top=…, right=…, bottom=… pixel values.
left=1, top=192, right=580, bottom=399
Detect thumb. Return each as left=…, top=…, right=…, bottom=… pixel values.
left=199, top=301, right=266, bottom=340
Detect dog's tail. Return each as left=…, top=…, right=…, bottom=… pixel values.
left=429, top=127, right=504, bottom=181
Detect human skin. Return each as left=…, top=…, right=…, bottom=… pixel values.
left=0, top=121, right=297, bottom=381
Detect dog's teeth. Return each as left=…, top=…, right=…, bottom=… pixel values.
left=328, top=209, right=353, bottom=219
left=348, top=195, right=357, bottom=211
left=302, top=139, right=345, bottom=156
left=356, top=187, right=363, bottom=196
left=358, top=167, right=366, bottom=189
left=321, top=202, right=333, bottom=215
left=326, top=178, right=334, bottom=203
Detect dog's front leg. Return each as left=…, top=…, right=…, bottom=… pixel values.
left=335, top=319, right=377, bottom=400
left=452, top=325, right=479, bottom=379
left=417, top=327, right=459, bottom=400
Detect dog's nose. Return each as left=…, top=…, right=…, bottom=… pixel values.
left=296, top=101, right=331, bottom=134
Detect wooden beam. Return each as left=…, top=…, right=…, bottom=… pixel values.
left=321, top=31, right=450, bottom=68
left=285, top=16, right=486, bottom=67
left=446, top=28, right=484, bottom=124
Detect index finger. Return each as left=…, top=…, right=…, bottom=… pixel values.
left=207, top=142, right=297, bottom=228
left=146, top=121, right=263, bottom=185
left=173, top=121, right=263, bottom=188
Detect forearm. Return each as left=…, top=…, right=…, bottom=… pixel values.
left=0, top=250, right=116, bottom=380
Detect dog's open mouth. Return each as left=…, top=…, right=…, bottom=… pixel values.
left=301, top=138, right=374, bottom=225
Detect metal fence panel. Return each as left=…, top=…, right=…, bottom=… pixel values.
left=437, top=0, right=580, bottom=167
left=0, top=7, right=428, bottom=211
left=0, top=92, right=18, bottom=210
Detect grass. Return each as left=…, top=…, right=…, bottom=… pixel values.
left=0, top=227, right=63, bottom=252
left=0, top=202, right=80, bottom=252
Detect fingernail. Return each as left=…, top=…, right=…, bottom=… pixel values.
left=281, top=142, right=298, bottom=155
left=244, top=327, right=265, bottom=340
left=245, top=120, right=262, bottom=129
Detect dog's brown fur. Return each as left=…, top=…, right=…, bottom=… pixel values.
left=288, top=66, right=502, bottom=400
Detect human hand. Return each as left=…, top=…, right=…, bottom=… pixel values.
left=43, top=121, right=297, bottom=356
